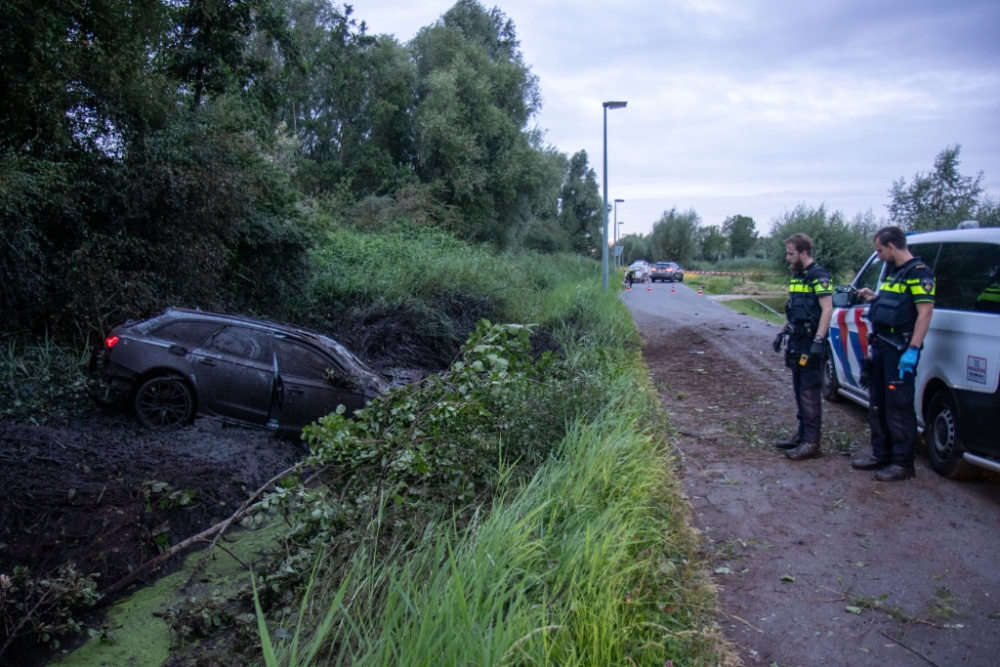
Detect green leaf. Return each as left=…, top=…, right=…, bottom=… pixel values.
left=845, top=605, right=862, bottom=614
left=780, top=575, right=795, bottom=582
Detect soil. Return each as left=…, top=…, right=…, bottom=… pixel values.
left=0, top=414, right=304, bottom=666
left=625, top=281, right=1000, bottom=667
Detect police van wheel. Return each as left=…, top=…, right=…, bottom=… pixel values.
left=820, top=350, right=842, bottom=403
left=926, top=391, right=979, bottom=479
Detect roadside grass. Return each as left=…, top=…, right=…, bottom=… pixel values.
left=251, top=276, right=735, bottom=666
left=258, top=364, right=732, bottom=667
left=720, top=298, right=786, bottom=325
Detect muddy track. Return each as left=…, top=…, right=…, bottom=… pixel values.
left=625, top=283, right=1000, bottom=667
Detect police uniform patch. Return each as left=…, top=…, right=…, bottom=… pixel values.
left=921, top=278, right=933, bottom=292
left=820, top=279, right=830, bottom=289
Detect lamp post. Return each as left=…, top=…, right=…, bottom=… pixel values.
left=613, top=199, right=624, bottom=270
left=602, top=101, right=627, bottom=291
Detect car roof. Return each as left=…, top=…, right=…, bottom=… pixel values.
left=140, top=308, right=368, bottom=370
left=906, top=228, right=1000, bottom=244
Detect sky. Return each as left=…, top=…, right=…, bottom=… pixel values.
left=349, top=0, right=1000, bottom=236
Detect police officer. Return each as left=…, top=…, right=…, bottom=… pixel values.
left=772, top=233, right=833, bottom=460
left=852, top=226, right=935, bottom=482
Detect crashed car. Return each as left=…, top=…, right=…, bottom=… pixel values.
left=90, top=308, right=390, bottom=431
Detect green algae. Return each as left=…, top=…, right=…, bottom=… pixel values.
left=52, top=519, right=283, bottom=667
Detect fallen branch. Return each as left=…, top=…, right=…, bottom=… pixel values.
left=879, top=629, right=941, bottom=667
left=184, top=462, right=312, bottom=587
left=102, top=461, right=304, bottom=601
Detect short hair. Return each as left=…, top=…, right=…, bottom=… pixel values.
left=874, top=226, right=907, bottom=250
left=784, top=233, right=813, bottom=255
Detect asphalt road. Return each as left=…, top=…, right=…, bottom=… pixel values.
left=624, top=279, right=1000, bottom=667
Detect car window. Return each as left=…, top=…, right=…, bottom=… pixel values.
left=206, top=326, right=269, bottom=361
left=908, top=243, right=940, bottom=269
left=854, top=256, right=884, bottom=293
left=933, top=242, right=1000, bottom=312
left=274, top=338, right=339, bottom=379
left=153, top=321, right=220, bottom=347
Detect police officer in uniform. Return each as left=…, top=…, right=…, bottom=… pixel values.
left=773, top=233, right=834, bottom=460
left=852, top=226, right=935, bottom=482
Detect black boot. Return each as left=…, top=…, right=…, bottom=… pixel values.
left=774, top=436, right=801, bottom=450
left=875, top=464, right=915, bottom=482
left=786, top=441, right=821, bottom=461
left=851, top=455, right=891, bottom=471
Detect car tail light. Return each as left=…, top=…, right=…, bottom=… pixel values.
left=105, top=335, right=120, bottom=349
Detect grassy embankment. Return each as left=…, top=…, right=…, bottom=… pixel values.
left=681, top=268, right=788, bottom=325
left=248, top=227, right=732, bottom=667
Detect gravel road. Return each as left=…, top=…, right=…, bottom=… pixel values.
left=624, top=280, right=1000, bottom=667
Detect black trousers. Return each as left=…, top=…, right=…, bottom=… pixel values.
left=867, top=346, right=917, bottom=469
left=788, top=336, right=822, bottom=444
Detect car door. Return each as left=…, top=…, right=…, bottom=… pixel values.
left=190, top=325, right=275, bottom=425
left=272, top=336, right=366, bottom=430
left=829, top=253, right=884, bottom=399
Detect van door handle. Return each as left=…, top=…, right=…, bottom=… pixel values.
left=197, top=357, right=216, bottom=366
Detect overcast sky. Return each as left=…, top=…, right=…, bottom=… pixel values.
left=350, top=0, right=1000, bottom=236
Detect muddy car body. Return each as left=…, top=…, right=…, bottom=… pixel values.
left=92, top=308, right=389, bottom=431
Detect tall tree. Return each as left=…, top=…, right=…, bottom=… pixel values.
left=698, top=225, right=728, bottom=261
left=722, top=214, right=757, bottom=258
left=650, top=208, right=700, bottom=263
left=557, top=150, right=602, bottom=254
left=888, top=145, right=984, bottom=231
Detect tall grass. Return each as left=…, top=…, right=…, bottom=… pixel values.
left=0, top=330, right=92, bottom=419
left=259, top=405, right=728, bottom=667
left=306, top=227, right=599, bottom=323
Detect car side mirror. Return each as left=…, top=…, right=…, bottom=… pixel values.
left=325, top=368, right=359, bottom=390
left=832, top=290, right=850, bottom=308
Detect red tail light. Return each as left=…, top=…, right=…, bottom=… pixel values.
left=105, top=335, right=120, bottom=349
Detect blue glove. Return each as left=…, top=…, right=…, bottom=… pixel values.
left=898, top=348, right=919, bottom=379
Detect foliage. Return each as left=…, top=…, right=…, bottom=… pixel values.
left=767, top=204, right=879, bottom=278
left=557, top=150, right=603, bottom=254
left=887, top=145, right=994, bottom=231
left=0, top=564, right=101, bottom=656
left=723, top=214, right=758, bottom=258
left=649, top=207, right=701, bottom=264
left=697, top=225, right=728, bottom=261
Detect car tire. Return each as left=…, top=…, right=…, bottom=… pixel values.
left=925, top=391, right=979, bottom=479
left=134, top=375, right=195, bottom=428
left=820, top=348, right=842, bottom=402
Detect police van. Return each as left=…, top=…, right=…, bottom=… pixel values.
left=823, top=226, right=1000, bottom=479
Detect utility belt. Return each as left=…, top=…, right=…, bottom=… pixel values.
left=786, top=321, right=817, bottom=339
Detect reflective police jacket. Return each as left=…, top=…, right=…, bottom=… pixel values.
left=786, top=263, right=833, bottom=331
left=869, top=257, right=935, bottom=336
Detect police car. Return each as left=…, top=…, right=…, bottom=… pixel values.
left=822, top=226, right=1000, bottom=479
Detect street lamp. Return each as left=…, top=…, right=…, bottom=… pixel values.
left=613, top=199, right=624, bottom=270
left=602, top=101, right=627, bottom=291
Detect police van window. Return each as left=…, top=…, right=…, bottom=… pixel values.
left=855, top=257, right=883, bottom=293
left=933, top=242, right=1000, bottom=313
left=907, top=243, right=940, bottom=270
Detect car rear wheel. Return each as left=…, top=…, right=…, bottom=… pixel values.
left=821, top=348, right=842, bottom=402
left=926, top=391, right=979, bottom=479
left=134, top=375, right=195, bottom=428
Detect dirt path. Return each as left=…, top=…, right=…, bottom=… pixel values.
left=624, top=282, right=1000, bottom=667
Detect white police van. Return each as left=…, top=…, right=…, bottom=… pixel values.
left=822, top=226, right=1000, bottom=478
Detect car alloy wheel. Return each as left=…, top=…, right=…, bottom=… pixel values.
left=134, top=376, right=195, bottom=428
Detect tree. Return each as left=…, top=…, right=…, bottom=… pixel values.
left=722, top=215, right=757, bottom=258
left=698, top=225, right=728, bottom=262
left=619, top=233, right=651, bottom=266
left=767, top=204, right=877, bottom=278
left=887, top=145, right=984, bottom=231
left=557, top=151, right=602, bottom=254
left=649, top=208, right=700, bottom=263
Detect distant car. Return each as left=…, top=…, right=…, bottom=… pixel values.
left=90, top=308, right=390, bottom=431
left=650, top=262, right=684, bottom=283
left=627, top=261, right=650, bottom=281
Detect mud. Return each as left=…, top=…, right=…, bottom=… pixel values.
left=625, top=283, right=1000, bottom=667
left=0, top=414, right=303, bottom=666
